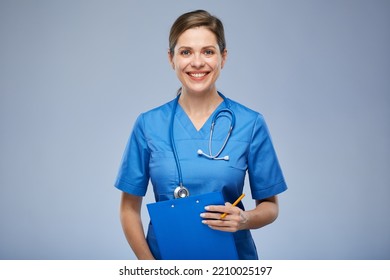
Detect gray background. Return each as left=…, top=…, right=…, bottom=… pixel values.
left=1, top=0, right=389, bottom=260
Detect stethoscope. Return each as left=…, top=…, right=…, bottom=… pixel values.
left=170, top=93, right=236, bottom=199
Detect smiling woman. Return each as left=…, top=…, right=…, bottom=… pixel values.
left=169, top=26, right=227, bottom=104
left=114, top=9, right=287, bottom=260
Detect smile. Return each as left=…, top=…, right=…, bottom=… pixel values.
left=188, top=72, right=208, bottom=78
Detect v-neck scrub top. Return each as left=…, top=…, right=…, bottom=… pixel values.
left=115, top=93, right=287, bottom=260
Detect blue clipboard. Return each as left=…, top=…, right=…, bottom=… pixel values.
left=147, top=191, right=238, bottom=260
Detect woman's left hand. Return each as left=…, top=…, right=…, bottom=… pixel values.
left=200, top=202, right=249, bottom=232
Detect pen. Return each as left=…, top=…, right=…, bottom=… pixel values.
left=220, top=193, right=245, bottom=219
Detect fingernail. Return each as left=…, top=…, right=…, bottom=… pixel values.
left=204, top=206, right=210, bottom=211
left=200, top=213, right=205, bottom=218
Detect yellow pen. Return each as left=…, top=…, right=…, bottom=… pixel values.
left=220, top=193, right=245, bottom=219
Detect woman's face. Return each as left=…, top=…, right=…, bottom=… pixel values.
left=169, top=26, right=227, bottom=96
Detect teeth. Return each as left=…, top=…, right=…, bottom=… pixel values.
left=190, top=73, right=206, bottom=78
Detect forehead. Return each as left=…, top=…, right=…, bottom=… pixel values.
left=176, top=26, right=218, bottom=49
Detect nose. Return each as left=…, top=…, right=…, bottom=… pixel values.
left=191, top=53, right=205, bottom=68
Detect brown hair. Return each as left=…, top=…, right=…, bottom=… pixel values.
left=169, top=10, right=226, bottom=54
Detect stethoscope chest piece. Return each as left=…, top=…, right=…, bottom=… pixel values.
left=174, top=185, right=190, bottom=199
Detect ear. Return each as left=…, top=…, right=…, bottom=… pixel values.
left=221, top=49, right=228, bottom=69
left=168, top=50, right=175, bottom=69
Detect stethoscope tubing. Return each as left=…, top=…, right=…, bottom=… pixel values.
left=208, top=109, right=235, bottom=159
left=170, top=95, right=184, bottom=188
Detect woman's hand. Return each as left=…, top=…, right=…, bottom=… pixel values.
left=200, top=202, right=249, bottom=232
left=201, top=196, right=280, bottom=232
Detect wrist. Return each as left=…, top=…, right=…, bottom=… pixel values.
left=238, top=209, right=249, bottom=230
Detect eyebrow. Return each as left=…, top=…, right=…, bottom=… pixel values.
left=177, top=45, right=217, bottom=50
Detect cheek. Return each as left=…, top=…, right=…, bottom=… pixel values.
left=175, top=64, right=186, bottom=77
left=174, top=64, right=188, bottom=82
left=174, top=59, right=189, bottom=72
left=210, top=57, right=224, bottom=70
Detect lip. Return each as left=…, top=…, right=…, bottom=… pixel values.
left=187, top=71, right=210, bottom=80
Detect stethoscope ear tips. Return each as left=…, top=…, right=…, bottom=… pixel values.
left=197, top=149, right=204, bottom=155
left=223, top=155, right=229, bottom=161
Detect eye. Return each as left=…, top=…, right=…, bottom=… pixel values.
left=180, top=49, right=191, bottom=56
left=204, top=49, right=215, bottom=56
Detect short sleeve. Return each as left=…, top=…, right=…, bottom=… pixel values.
left=114, top=114, right=150, bottom=196
left=248, top=115, right=287, bottom=200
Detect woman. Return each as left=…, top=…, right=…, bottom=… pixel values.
left=115, top=10, right=287, bottom=260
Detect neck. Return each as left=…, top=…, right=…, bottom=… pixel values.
left=179, top=88, right=222, bottom=115
left=178, top=88, right=223, bottom=131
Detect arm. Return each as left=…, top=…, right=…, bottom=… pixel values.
left=120, top=192, right=155, bottom=260
left=201, top=195, right=279, bottom=232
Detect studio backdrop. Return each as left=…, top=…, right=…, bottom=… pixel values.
left=0, top=0, right=389, bottom=259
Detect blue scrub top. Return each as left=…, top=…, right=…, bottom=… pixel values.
left=115, top=93, right=287, bottom=260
